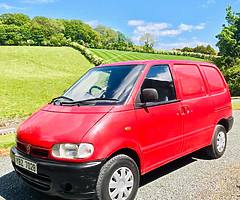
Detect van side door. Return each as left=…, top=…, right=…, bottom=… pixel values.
left=135, top=64, right=183, bottom=173
left=172, top=64, right=214, bottom=154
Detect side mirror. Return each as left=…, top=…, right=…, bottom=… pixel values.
left=141, top=88, right=159, bottom=103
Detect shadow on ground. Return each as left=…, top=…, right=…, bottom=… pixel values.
left=0, top=151, right=210, bottom=200
left=0, top=172, right=58, bottom=200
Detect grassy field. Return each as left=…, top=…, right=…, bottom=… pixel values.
left=232, top=102, right=240, bottom=110
left=0, top=134, right=15, bottom=148
left=90, top=49, right=204, bottom=63
left=0, top=46, right=93, bottom=119
left=0, top=46, right=237, bottom=120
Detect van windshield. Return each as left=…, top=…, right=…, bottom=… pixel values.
left=53, top=65, right=144, bottom=106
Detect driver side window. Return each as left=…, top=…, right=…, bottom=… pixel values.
left=141, top=65, right=176, bottom=103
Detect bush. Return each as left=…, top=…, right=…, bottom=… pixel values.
left=69, top=42, right=104, bottom=66
left=222, top=65, right=240, bottom=96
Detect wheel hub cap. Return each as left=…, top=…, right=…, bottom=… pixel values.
left=216, top=131, right=225, bottom=153
left=109, top=167, right=134, bottom=200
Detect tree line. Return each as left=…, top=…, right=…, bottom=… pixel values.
left=0, top=13, right=133, bottom=49
left=0, top=13, right=218, bottom=55
left=0, top=8, right=239, bottom=95
left=175, top=45, right=217, bottom=55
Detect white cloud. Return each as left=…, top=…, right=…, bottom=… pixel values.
left=21, top=0, right=55, bottom=4
left=0, top=3, right=24, bottom=10
left=134, top=22, right=170, bottom=34
left=128, top=20, right=145, bottom=26
left=156, top=40, right=210, bottom=50
left=195, top=23, right=206, bottom=30
left=129, top=20, right=206, bottom=45
left=202, top=0, right=216, bottom=8
left=178, top=23, right=206, bottom=32
left=86, top=20, right=99, bottom=28
left=207, top=0, right=216, bottom=4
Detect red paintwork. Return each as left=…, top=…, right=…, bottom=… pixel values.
left=17, top=60, right=232, bottom=174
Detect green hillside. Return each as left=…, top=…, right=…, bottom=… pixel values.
left=0, top=46, right=236, bottom=120
left=0, top=46, right=205, bottom=119
left=0, top=46, right=93, bottom=119
left=90, top=49, right=204, bottom=63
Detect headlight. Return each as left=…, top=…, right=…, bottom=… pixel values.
left=52, top=143, right=94, bottom=159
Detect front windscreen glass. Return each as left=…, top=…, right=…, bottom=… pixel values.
left=53, top=65, right=144, bottom=106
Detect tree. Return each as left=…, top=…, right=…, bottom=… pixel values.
left=0, top=13, right=30, bottom=26
left=193, top=45, right=216, bottom=55
left=216, top=6, right=240, bottom=61
left=205, top=45, right=217, bottom=55
left=95, top=25, right=118, bottom=48
left=178, top=45, right=216, bottom=55
left=181, top=47, right=193, bottom=52
left=64, top=20, right=100, bottom=47
left=139, top=33, right=155, bottom=51
left=95, top=25, right=132, bottom=50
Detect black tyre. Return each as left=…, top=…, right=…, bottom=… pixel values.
left=96, top=154, right=140, bottom=200
left=205, top=125, right=227, bottom=159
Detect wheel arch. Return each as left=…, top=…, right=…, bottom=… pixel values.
left=217, top=118, right=229, bottom=132
left=105, top=148, right=142, bottom=174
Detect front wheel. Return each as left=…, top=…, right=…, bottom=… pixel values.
left=96, top=155, right=140, bottom=200
left=205, top=125, right=227, bottom=159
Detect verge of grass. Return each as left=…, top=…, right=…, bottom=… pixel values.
left=0, top=134, right=15, bottom=149
left=232, top=102, right=240, bottom=110
left=0, top=46, right=93, bottom=119
left=90, top=48, right=205, bottom=63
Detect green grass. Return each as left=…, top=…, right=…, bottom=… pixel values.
left=0, top=134, right=15, bottom=148
left=90, top=49, right=204, bottom=63
left=232, top=102, right=240, bottom=110
left=0, top=46, right=93, bottom=119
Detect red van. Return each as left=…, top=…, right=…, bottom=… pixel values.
left=11, top=60, right=233, bottom=200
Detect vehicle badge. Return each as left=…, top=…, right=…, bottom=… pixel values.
left=26, top=144, right=31, bottom=154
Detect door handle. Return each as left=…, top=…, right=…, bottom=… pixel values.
left=185, top=106, right=190, bottom=114
left=177, top=107, right=186, bottom=116
left=184, top=105, right=191, bottom=115
left=178, top=106, right=191, bottom=116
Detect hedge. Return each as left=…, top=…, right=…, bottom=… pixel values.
left=222, top=66, right=240, bottom=96
left=69, top=42, right=239, bottom=96
left=69, top=42, right=104, bottom=66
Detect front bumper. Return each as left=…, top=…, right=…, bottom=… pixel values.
left=10, top=147, right=104, bottom=199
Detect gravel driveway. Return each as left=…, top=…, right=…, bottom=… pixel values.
left=0, top=111, right=239, bottom=200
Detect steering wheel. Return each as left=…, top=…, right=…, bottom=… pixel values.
left=88, top=85, right=103, bottom=96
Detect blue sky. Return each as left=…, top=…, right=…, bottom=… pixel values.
left=0, top=0, right=239, bottom=50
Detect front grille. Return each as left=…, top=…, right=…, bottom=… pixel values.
left=17, top=142, right=27, bottom=153
left=17, top=141, right=49, bottom=159
left=15, top=164, right=51, bottom=191
left=31, top=147, right=49, bottom=158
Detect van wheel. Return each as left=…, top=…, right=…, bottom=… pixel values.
left=96, top=155, right=140, bottom=200
left=205, top=125, right=227, bottom=159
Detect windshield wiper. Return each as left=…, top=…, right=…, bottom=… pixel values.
left=51, top=96, right=74, bottom=103
left=61, top=98, right=119, bottom=106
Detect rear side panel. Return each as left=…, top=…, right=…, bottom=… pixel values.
left=200, top=65, right=232, bottom=128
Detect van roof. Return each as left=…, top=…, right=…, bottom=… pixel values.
left=99, top=60, right=216, bottom=67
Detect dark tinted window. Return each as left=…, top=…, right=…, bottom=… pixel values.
left=141, top=65, right=176, bottom=102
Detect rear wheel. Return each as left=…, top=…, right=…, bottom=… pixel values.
left=96, top=155, right=140, bottom=200
left=205, top=125, right=227, bottom=159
